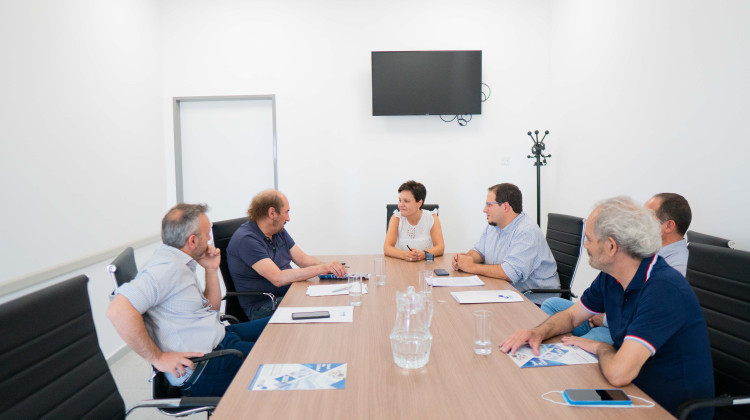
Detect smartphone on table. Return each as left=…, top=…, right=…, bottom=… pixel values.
left=433, top=269, right=450, bottom=276
left=562, top=389, right=631, bottom=406
left=291, top=311, right=331, bottom=320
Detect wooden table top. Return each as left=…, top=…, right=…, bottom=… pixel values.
left=212, top=254, right=671, bottom=420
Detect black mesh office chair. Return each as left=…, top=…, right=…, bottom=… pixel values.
left=523, top=213, right=585, bottom=300
left=686, top=230, right=735, bottom=249
left=385, top=204, right=440, bottom=232
left=677, top=243, right=750, bottom=420
left=213, top=217, right=277, bottom=324
left=106, top=249, right=244, bottom=417
left=0, top=275, right=226, bottom=418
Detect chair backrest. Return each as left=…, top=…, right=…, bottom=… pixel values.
left=686, top=230, right=735, bottom=249
left=0, top=275, right=126, bottom=419
left=107, top=246, right=138, bottom=290
left=686, top=243, right=750, bottom=419
left=385, top=204, right=440, bottom=232
left=213, top=217, right=250, bottom=323
left=545, top=213, right=585, bottom=299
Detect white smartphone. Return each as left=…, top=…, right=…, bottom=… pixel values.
left=562, top=389, right=632, bottom=406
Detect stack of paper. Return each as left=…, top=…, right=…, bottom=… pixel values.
left=450, top=290, right=523, bottom=303
left=306, top=284, right=369, bottom=297
left=428, top=275, right=485, bottom=287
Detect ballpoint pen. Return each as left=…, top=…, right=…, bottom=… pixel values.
left=332, top=286, right=349, bottom=293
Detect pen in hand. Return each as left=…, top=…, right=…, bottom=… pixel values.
left=406, top=245, right=412, bottom=251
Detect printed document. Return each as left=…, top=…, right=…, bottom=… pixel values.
left=249, top=363, right=346, bottom=390
left=506, top=343, right=598, bottom=368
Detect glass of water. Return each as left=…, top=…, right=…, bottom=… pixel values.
left=374, top=258, right=386, bottom=286
left=348, top=274, right=363, bottom=306
left=419, top=270, right=433, bottom=296
left=473, top=310, right=492, bottom=355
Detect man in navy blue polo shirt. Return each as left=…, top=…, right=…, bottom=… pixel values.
left=500, top=196, right=713, bottom=419
left=227, top=190, right=347, bottom=320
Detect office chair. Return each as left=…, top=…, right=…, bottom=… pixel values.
left=523, top=213, right=585, bottom=300
left=686, top=230, right=735, bottom=249
left=106, top=249, right=245, bottom=417
left=107, top=246, right=138, bottom=296
left=0, top=275, right=227, bottom=419
left=385, top=204, right=440, bottom=232
left=677, top=243, right=750, bottom=420
left=213, top=217, right=277, bottom=324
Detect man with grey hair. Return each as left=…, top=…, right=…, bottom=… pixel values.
left=107, top=203, right=269, bottom=397
left=500, top=197, right=713, bottom=419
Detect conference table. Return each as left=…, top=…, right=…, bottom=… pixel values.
left=212, top=255, right=671, bottom=419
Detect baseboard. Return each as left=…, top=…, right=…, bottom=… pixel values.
left=106, top=345, right=132, bottom=367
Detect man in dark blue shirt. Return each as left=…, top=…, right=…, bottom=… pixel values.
left=227, top=190, right=347, bottom=320
left=501, top=196, right=713, bottom=419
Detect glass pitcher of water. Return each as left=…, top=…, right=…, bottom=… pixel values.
left=389, top=286, right=433, bottom=369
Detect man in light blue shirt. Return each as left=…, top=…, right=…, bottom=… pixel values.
left=541, top=192, right=692, bottom=343
left=107, top=203, right=269, bottom=396
left=452, top=183, right=560, bottom=305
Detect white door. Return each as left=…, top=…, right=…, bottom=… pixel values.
left=175, top=96, right=277, bottom=222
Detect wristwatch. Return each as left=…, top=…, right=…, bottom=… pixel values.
left=425, top=252, right=434, bottom=262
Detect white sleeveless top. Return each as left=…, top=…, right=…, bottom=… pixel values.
left=393, top=209, right=436, bottom=251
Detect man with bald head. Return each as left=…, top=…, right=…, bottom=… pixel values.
left=228, top=190, right=347, bottom=320
left=501, top=197, right=713, bottom=419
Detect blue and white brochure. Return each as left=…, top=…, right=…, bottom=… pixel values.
left=249, top=363, right=347, bottom=391
left=507, top=343, right=598, bottom=368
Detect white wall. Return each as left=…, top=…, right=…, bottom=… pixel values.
left=0, top=0, right=166, bottom=286
left=3, top=0, right=749, bottom=359
left=159, top=0, right=555, bottom=255
left=545, top=0, right=750, bottom=294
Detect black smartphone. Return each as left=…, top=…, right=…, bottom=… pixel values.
left=291, top=311, right=331, bottom=320
left=434, top=269, right=450, bottom=276
left=562, top=389, right=631, bottom=406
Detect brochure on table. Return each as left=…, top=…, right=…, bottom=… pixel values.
left=428, top=275, right=485, bottom=287
left=451, top=290, right=524, bottom=303
left=507, top=343, right=598, bottom=368
left=306, top=283, right=369, bottom=297
left=269, top=306, right=354, bottom=324
left=249, top=363, right=347, bottom=390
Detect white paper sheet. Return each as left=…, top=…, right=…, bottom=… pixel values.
left=450, top=290, right=524, bottom=303
left=268, top=306, right=354, bottom=324
left=306, top=284, right=369, bottom=297
left=428, top=275, right=485, bottom=287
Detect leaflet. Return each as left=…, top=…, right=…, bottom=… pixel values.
left=269, top=306, right=354, bottom=324
left=428, top=275, right=485, bottom=287
left=249, top=363, right=347, bottom=391
left=506, top=343, right=598, bottom=368
left=450, top=290, right=523, bottom=303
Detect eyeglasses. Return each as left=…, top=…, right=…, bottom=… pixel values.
left=484, top=201, right=501, bottom=208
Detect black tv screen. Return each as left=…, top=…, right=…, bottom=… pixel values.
left=371, top=50, right=482, bottom=116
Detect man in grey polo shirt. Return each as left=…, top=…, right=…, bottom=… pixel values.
left=107, top=203, right=269, bottom=397
left=451, top=183, right=560, bottom=305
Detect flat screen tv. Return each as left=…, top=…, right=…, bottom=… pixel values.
left=371, top=50, right=482, bottom=116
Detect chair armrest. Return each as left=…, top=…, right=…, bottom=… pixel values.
left=190, top=349, right=244, bottom=364
left=224, top=291, right=278, bottom=310
left=677, top=395, right=750, bottom=420
left=125, top=397, right=221, bottom=416
left=221, top=314, right=241, bottom=324
left=523, top=288, right=575, bottom=297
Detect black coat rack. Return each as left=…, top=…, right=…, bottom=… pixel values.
left=527, top=130, right=551, bottom=227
